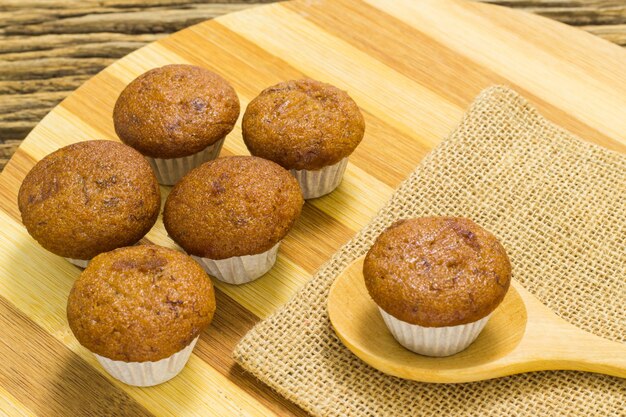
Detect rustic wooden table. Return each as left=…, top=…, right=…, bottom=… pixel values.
left=1, top=0, right=625, bottom=172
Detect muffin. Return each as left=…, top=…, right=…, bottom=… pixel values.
left=67, top=245, right=216, bottom=386
left=363, top=217, right=511, bottom=356
left=113, top=64, right=240, bottom=185
left=164, top=156, right=303, bottom=284
left=18, top=140, right=161, bottom=267
left=243, top=79, right=365, bottom=199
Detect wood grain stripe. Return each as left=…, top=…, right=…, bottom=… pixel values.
left=0, top=296, right=155, bottom=417
left=217, top=6, right=464, bottom=146
left=197, top=291, right=308, bottom=417
left=365, top=0, right=626, bottom=152
left=54, top=37, right=403, bottom=206
left=0, top=385, right=36, bottom=417
left=164, top=23, right=305, bottom=96
left=219, top=256, right=310, bottom=319
left=280, top=204, right=356, bottom=274
left=286, top=0, right=491, bottom=109
left=160, top=22, right=430, bottom=187
left=287, top=0, right=626, bottom=154
left=0, top=210, right=286, bottom=416
left=0, top=162, right=307, bottom=416
left=470, top=1, right=626, bottom=95
left=0, top=148, right=36, bottom=221
left=22, top=18, right=426, bottom=205
left=0, top=192, right=301, bottom=415
left=155, top=19, right=429, bottom=228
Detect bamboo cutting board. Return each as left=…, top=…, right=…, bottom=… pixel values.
left=1, top=0, right=626, bottom=415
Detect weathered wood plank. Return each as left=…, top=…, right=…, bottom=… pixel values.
left=0, top=57, right=117, bottom=80
left=583, top=23, right=626, bottom=44
left=0, top=33, right=163, bottom=54
left=0, top=75, right=90, bottom=94
left=1, top=42, right=151, bottom=62
left=1, top=6, right=259, bottom=35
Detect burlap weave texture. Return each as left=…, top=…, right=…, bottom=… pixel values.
left=233, top=86, right=625, bottom=416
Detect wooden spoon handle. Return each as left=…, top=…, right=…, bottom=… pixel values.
left=515, top=282, right=626, bottom=378
left=551, top=330, right=626, bottom=378
left=522, top=332, right=626, bottom=378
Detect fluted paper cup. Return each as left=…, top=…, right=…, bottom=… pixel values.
left=146, top=137, right=225, bottom=186
left=65, top=257, right=90, bottom=268
left=290, top=157, right=348, bottom=199
left=379, top=308, right=492, bottom=357
left=94, top=336, right=198, bottom=387
left=192, top=242, right=280, bottom=285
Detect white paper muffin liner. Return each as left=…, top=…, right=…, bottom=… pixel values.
left=290, top=157, right=348, bottom=199
left=94, top=336, right=198, bottom=387
left=146, top=137, right=225, bottom=186
left=65, top=257, right=90, bottom=268
left=379, top=308, right=492, bottom=357
left=192, top=243, right=280, bottom=285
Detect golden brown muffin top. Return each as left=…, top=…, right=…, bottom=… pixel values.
left=67, top=245, right=216, bottom=362
left=364, top=217, right=511, bottom=327
left=163, top=156, right=303, bottom=260
left=18, top=140, right=161, bottom=260
left=242, top=79, right=365, bottom=170
left=113, top=64, right=240, bottom=158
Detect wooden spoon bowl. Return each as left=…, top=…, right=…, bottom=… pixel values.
left=328, top=256, right=626, bottom=383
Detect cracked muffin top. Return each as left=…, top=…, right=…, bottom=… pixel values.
left=363, top=217, right=511, bottom=327
left=242, top=79, right=365, bottom=170
left=67, top=245, right=215, bottom=362
left=163, top=156, right=303, bottom=260
left=18, top=140, right=160, bottom=260
left=113, top=64, right=240, bottom=158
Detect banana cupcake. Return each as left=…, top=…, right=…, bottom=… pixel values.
left=67, top=245, right=216, bottom=386
left=243, top=79, right=365, bottom=199
left=363, top=217, right=511, bottom=357
left=113, top=64, right=240, bottom=185
left=163, top=156, right=303, bottom=284
left=18, top=140, right=161, bottom=268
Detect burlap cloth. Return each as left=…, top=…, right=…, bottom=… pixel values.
left=233, top=86, right=625, bottom=416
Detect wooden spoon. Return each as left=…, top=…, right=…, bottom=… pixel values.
left=328, top=256, right=626, bottom=383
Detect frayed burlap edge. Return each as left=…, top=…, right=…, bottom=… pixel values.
left=234, top=86, right=626, bottom=417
